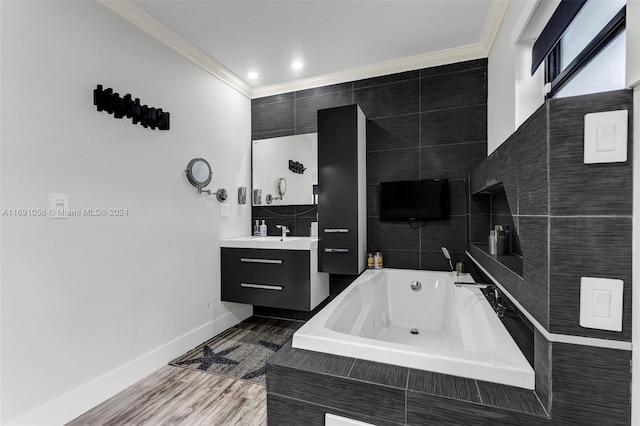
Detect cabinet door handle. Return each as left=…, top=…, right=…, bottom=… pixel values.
left=240, top=257, right=283, bottom=264
left=324, top=248, right=350, bottom=253
left=324, top=228, right=350, bottom=233
left=241, top=283, right=283, bottom=291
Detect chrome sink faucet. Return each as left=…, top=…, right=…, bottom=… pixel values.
left=276, top=224, right=290, bottom=238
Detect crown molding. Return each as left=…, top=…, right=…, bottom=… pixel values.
left=479, top=0, right=510, bottom=55
left=98, top=0, right=253, bottom=98
left=252, top=42, right=486, bottom=98
left=100, top=0, right=508, bottom=100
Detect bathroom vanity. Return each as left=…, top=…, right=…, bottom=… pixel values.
left=220, top=237, right=329, bottom=311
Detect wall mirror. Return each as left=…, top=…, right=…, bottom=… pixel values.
left=252, top=133, right=317, bottom=206
left=186, top=158, right=212, bottom=192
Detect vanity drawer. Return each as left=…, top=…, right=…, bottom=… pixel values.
left=319, top=239, right=359, bottom=275
left=221, top=248, right=309, bottom=277
left=221, top=272, right=310, bottom=311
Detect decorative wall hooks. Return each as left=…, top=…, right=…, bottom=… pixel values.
left=289, top=160, right=306, bottom=174
left=93, top=84, right=170, bottom=130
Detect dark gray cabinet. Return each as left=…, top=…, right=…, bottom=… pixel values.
left=221, top=247, right=327, bottom=311
left=317, top=104, right=367, bottom=275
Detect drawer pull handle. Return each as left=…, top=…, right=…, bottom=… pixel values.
left=324, top=228, right=350, bottom=233
left=324, top=248, right=350, bottom=253
left=241, top=283, right=283, bottom=291
left=240, top=257, right=283, bottom=264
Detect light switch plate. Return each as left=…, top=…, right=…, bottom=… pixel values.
left=584, top=110, right=628, bottom=164
left=50, top=193, right=69, bottom=219
left=579, top=277, right=623, bottom=331
left=220, top=203, right=230, bottom=218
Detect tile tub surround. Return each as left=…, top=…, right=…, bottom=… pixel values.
left=251, top=59, right=487, bottom=272
left=468, top=89, right=633, bottom=341
left=466, top=89, right=633, bottom=425
left=267, top=340, right=631, bottom=425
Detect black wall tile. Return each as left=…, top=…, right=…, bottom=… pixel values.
left=348, top=360, right=408, bottom=388
left=533, top=329, right=551, bottom=411
left=268, top=365, right=406, bottom=424
left=448, top=179, right=467, bottom=216
left=518, top=216, right=549, bottom=329
left=375, top=249, right=421, bottom=270
left=421, top=104, right=487, bottom=146
left=367, top=148, right=421, bottom=183
left=421, top=67, right=487, bottom=112
left=354, top=79, right=420, bottom=118
left=517, top=105, right=548, bottom=216
left=252, top=99, right=294, bottom=135
left=353, top=69, right=419, bottom=89
left=367, top=113, right=420, bottom=152
left=419, top=216, right=466, bottom=254
left=551, top=343, right=631, bottom=425
left=267, top=393, right=402, bottom=426
left=408, top=370, right=480, bottom=402
left=548, top=90, right=633, bottom=216
left=367, top=218, right=420, bottom=252
left=407, top=391, right=548, bottom=426
left=549, top=216, right=632, bottom=340
left=476, top=381, right=546, bottom=416
left=419, top=58, right=488, bottom=78
left=295, top=82, right=353, bottom=99
left=252, top=92, right=294, bottom=107
left=268, top=342, right=353, bottom=376
left=421, top=142, right=486, bottom=180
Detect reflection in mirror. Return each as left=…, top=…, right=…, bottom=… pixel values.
left=252, top=133, right=317, bottom=206
left=277, top=178, right=287, bottom=198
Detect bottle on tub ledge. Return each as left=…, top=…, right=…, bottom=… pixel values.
left=490, top=224, right=511, bottom=256
left=374, top=250, right=383, bottom=269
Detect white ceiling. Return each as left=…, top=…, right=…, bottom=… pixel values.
left=122, top=0, right=504, bottom=97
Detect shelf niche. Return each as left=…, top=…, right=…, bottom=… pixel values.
left=469, top=182, right=523, bottom=277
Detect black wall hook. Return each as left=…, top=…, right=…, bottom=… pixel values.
left=93, top=84, right=170, bottom=131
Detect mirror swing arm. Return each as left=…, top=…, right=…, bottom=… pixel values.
left=185, top=158, right=228, bottom=202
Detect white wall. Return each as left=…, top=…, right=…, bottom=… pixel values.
left=487, top=0, right=554, bottom=154
left=0, top=1, right=252, bottom=423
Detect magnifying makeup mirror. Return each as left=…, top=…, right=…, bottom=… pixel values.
left=186, top=158, right=212, bottom=192
left=185, top=158, right=227, bottom=201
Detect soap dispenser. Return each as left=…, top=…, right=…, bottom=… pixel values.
left=259, top=220, right=267, bottom=237
left=253, top=220, right=260, bottom=236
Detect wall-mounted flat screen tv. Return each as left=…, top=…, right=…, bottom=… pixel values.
left=379, top=179, right=449, bottom=221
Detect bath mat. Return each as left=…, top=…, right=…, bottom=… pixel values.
left=169, top=316, right=302, bottom=385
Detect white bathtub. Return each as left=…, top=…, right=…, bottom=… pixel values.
left=292, top=268, right=535, bottom=389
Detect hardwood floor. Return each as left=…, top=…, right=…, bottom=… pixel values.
left=67, top=365, right=267, bottom=425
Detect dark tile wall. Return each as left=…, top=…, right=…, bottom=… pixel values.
left=468, top=89, right=633, bottom=341
left=252, top=59, right=488, bottom=274
left=467, top=89, right=633, bottom=425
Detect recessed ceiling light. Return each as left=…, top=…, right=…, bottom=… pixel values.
left=291, top=61, right=304, bottom=70
left=247, top=72, right=259, bottom=80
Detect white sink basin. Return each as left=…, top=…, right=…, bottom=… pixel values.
left=220, top=236, right=319, bottom=250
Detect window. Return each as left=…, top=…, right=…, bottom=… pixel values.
left=532, top=0, right=626, bottom=98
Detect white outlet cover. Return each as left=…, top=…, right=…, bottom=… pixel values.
left=579, top=277, right=623, bottom=331
left=584, top=110, right=628, bottom=164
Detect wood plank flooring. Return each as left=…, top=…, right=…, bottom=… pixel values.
left=66, top=365, right=267, bottom=425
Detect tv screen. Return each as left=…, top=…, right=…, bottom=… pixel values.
left=379, top=179, right=449, bottom=221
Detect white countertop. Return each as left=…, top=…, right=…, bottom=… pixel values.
left=220, top=236, right=320, bottom=250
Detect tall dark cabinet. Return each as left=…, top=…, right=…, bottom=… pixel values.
left=317, top=104, right=367, bottom=275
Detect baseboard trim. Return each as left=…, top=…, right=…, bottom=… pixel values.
left=8, top=309, right=252, bottom=426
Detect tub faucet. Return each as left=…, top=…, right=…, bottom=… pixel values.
left=440, top=247, right=454, bottom=272
left=454, top=281, right=495, bottom=289
left=276, top=224, right=290, bottom=238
